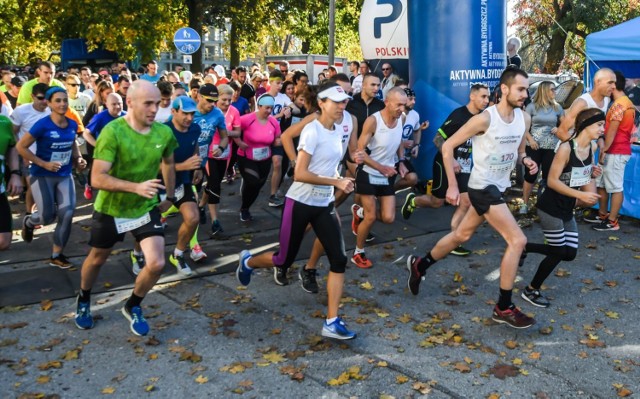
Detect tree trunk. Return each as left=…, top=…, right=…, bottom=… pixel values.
left=230, top=22, right=240, bottom=69
left=186, top=0, right=203, bottom=73
left=543, top=29, right=567, bottom=73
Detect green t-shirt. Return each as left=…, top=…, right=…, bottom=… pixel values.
left=93, top=117, right=178, bottom=218
left=0, top=115, right=16, bottom=195
left=17, top=78, right=65, bottom=105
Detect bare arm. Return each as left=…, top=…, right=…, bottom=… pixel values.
left=546, top=142, right=599, bottom=206
left=556, top=99, right=587, bottom=142
left=281, top=113, right=318, bottom=162
left=82, top=129, right=96, bottom=147
left=6, top=146, right=23, bottom=196
left=92, top=159, right=165, bottom=199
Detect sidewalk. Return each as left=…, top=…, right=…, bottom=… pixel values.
left=1, top=182, right=639, bottom=398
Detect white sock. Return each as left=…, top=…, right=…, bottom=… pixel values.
left=354, top=247, right=365, bottom=255
left=357, top=207, right=364, bottom=218
left=133, top=250, right=143, bottom=257
left=243, top=257, right=253, bottom=270
left=326, top=317, right=337, bottom=324
left=174, top=248, right=184, bottom=257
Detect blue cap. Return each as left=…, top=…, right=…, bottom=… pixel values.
left=172, top=95, right=198, bottom=113
left=45, top=86, right=67, bottom=101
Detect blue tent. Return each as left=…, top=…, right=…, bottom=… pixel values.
left=61, top=39, right=118, bottom=71
left=585, top=17, right=640, bottom=89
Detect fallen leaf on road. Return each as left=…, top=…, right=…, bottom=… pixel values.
left=504, top=340, right=518, bottom=349
left=605, top=311, right=620, bottom=319
left=263, top=351, right=286, bottom=364
left=195, top=375, right=208, bottom=384
left=412, top=381, right=432, bottom=394
left=396, top=374, right=409, bottom=384
left=36, top=375, right=51, bottom=384
left=37, top=361, right=62, bottom=370
left=488, top=362, right=519, bottom=379
left=608, top=236, right=619, bottom=241
left=40, top=300, right=53, bottom=311
left=453, top=362, right=471, bottom=373
left=101, top=386, right=115, bottom=394
left=179, top=351, right=202, bottom=363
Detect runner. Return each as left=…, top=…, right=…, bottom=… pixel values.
left=406, top=67, right=538, bottom=329
left=74, top=80, right=178, bottom=336
left=394, top=88, right=426, bottom=191
left=520, top=108, right=603, bottom=308
left=0, top=114, right=23, bottom=251
left=236, top=82, right=358, bottom=339
left=234, top=94, right=281, bottom=222
left=351, top=87, right=408, bottom=269
left=266, top=70, right=293, bottom=208
left=401, top=83, right=490, bottom=257
left=16, top=87, right=86, bottom=268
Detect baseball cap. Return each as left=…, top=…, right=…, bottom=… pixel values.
left=318, top=85, right=351, bottom=102
left=172, top=95, right=198, bottom=113
left=199, top=83, right=219, bottom=101
left=214, top=65, right=225, bottom=77
left=11, top=76, right=26, bottom=87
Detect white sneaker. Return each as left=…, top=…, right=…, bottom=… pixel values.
left=190, top=244, right=207, bottom=262
left=519, top=204, right=528, bottom=215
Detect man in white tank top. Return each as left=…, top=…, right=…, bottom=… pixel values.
left=406, top=68, right=539, bottom=329
left=351, top=87, right=408, bottom=269
left=557, top=68, right=615, bottom=142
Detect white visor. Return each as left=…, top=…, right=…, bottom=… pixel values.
left=318, top=86, right=352, bottom=102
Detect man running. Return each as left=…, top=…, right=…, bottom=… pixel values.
left=74, top=80, right=178, bottom=336
left=406, top=67, right=538, bottom=329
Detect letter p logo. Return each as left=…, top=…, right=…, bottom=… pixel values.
left=373, top=0, right=403, bottom=39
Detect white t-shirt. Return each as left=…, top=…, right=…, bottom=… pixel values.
left=155, top=106, right=172, bottom=123
left=352, top=74, right=363, bottom=95
left=10, top=104, right=51, bottom=152
left=83, top=89, right=95, bottom=100
left=286, top=119, right=343, bottom=207
left=69, top=93, right=92, bottom=118
left=272, top=93, right=292, bottom=121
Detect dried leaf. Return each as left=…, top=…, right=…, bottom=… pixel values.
left=608, top=236, right=619, bottom=241
left=617, top=388, right=633, bottom=397
left=145, top=385, right=155, bottom=392
left=36, top=375, right=51, bottom=384
left=377, top=361, right=388, bottom=367
left=263, top=351, right=286, bottom=364
left=396, top=374, right=409, bottom=384
left=605, top=311, right=620, bottom=319
left=473, top=249, right=488, bottom=255
left=529, top=352, right=541, bottom=360
left=453, top=272, right=463, bottom=282
left=605, top=281, right=618, bottom=288
left=488, top=362, right=519, bottom=379
left=101, top=386, right=116, bottom=394
left=62, top=349, right=79, bottom=360
left=37, top=361, right=62, bottom=370
left=412, top=381, right=432, bottom=394
left=504, top=340, right=518, bottom=349
left=194, top=375, right=208, bottom=384
left=40, top=300, right=53, bottom=311
left=360, top=281, right=374, bottom=290
left=397, top=314, right=412, bottom=324
left=179, top=351, right=202, bottom=363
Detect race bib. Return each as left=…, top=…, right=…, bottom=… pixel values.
left=175, top=185, right=185, bottom=201
left=252, top=146, right=270, bottom=161
left=457, top=157, right=472, bottom=174
left=198, top=144, right=209, bottom=159
left=488, top=153, right=515, bottom=172
left=311, top=185, right=333, bottom=200
left=291, top=116, right=302, bottom=125
left=114, top=212, right=151, bottom=234
left=369, top=174, right=389, bottom=186
left=570, top=165, right=591, bottom=187
left=50, top=150, right=72, bottom=165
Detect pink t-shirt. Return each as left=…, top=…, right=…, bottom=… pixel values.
left=210, top=105, right=241, bottom=160
left=237, top=112, right=280, bottom=161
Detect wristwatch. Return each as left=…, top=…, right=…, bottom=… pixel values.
left=165, top=196, right=177, bottom=203
left=10, top=170, right=22, bottom=176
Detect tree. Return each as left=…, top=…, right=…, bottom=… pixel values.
left=512, top=0, right=640, bottom=74
left=0, top=0, right=58, bottom=65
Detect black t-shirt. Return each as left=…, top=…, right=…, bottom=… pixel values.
left=240, top=83, right=255, bottom=102
left=626, top=86, right=640, bottom=106
left=508, top=54, right=522, bottom=69
left=537, top=140, right=593, bottom=221
left=345, top=93, right=385, bottom=138
left=433, top=106, right=476, bottom=170
left=4, top=91, right=17, bottom=109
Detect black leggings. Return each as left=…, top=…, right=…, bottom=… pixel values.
left=206, top=158, right=228, bottom=204
left=525, top=147, right=555, bottom=183
left=238, top=156, right=271, bottom=210
left=272, top=198, right=347, bottom=273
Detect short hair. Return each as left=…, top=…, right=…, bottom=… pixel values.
left=66, top=73, right=80, bottom=81
left=363, top=72, right=380, bottom=83
left=470, top=83, right=489, bottom=93
left=235, top=66, right=247, bottom=74
left=117, top=75, right=131, bottom=84
left=189, top=78, right=202, bottom=90
left=80, top=66, right=91, bottom=73
left=173, top=83, right=185, bottom=91
left=279, top=61, right=289, bottom=69
left=350, top=61, right=360, bottom=68
left=218, top=84, right=234, bottom=96
left=386, top=86, right=407, bottom=100
left=614, top=70, right=626, bottom=92
left=330, top=73, right=350, bottom=84
left=38, top=61, right=55, bottom=71
left=147, top=60, right=157, bottom=66
left=292, top=70, right=308, bottom=84
left=32, top=83, right=49, bottom=96
left=394, top=79, right=407, bottom=87
left=157, top=81, right=174, bottom=96
left=499, top=66, right=528, bottom=87
left=269, top=70, right=285, bottom=80
left=507, top=36, right=522, bottom=52
left=328, top=65, right=337, bottom=73
left=229, top=80, right=241, bottom=92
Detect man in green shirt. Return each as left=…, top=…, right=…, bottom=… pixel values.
left=75, top=80, right=178, bottom=336
left=17, top=61, right=65, bottom=106
left=0, top=115, right=23, bottom=250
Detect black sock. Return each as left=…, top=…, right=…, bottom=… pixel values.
left=418, top=252, right=436, bottom=274
left=125, top=293, right=144, bottom=311
left=498, top=288, right=512, bottom=311
left=79, top=289, right=91, bottom=303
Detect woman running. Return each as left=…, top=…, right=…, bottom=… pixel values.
left=17, top=87, right=86, bottom=268
left=236, top=82, right=358, bottom=340
left=521, top=108, right=603, bottom=307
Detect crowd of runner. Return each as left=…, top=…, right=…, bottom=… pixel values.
left=0, top=59, right=636, bottom=339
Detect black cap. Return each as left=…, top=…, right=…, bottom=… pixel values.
left=199, top=83, right=219, bottom=101
left=11, top=76, right=27, bottom=87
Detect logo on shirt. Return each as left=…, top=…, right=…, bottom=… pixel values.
left=343, top=125, right=349, bottom=133
left=155, top=144, right=162, bottom=149
left=49, top=131, right=60, bottom=139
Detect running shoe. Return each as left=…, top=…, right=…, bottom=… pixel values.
left=236, top=250, right=253, bottom=286
left=583, top=211, right=609, bottom=224
left=198, top=206, right=207, bottom=225
left=160, top=217, right=168, bottom=229
left=299, top=266, right=319, bottom=293
left=592, top=219, right=619, bottom=231
left=75, top=297, right=94, bottom=330
left=83, top=184, right=93, bottom=200
left=321, top=317, right=356, bottom=340
left=401, top=192, right=416, bottom=220
left=351, top=252, right=372, bottom=269
left=49, top=254, right=73, bottom=269
left=169, top=254, right=193, bottom=276
left=240, top=209, right=253, bottom=222
left=450, top=246, right=471, bottom=256
left=365, top=232, right=375, bottom=242
left=491, top=305, right=536, bottom=329
left=406, top=255, right=423, bottom=295
left=521, top=287, right=550, bottom=308
left=121, top=305, right=149, bottom=336
left=518, top=204, right=528, bottom=215
left=273, top=266, right=289, bottom=286
left=268, top=195, right=284, bottom=207
left=209, top=220, right=226, bottom=239
left=21, top=215, right=34, bottom=243
left=351, top=204, right=362, bottom=236
left=190, top=244, right=207, bottom=262
left=130, top=251, right=145, bottom=276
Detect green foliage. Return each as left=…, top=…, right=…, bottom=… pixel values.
left=512, top=0, right=640, bottom=74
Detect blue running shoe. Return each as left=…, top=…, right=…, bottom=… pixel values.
left=75, top=296, right=94, bottom=330
left=321, top=317, right=356, bottom=340
left=121, top=306, right=149, bottom=336
left=236, top=250, right=253, bottom=286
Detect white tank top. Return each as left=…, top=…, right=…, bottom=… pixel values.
left=468, top=105, right=526, bottom=192
left=578, top=92, right=610, bottom=113
left=336, top=110, right=354, bottom=157
left=363, top=112, right=403, bottom=177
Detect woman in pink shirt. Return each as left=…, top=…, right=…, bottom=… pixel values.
left=235, top=94, right=281, bottom=221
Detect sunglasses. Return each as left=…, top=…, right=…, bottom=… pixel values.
left=67, top=83, right=79, bottom=87
left=205, top=98, right=217, bottom=103
left=52, top=98, right=69, bottom=103
left=382, top=68, right=390, bottom=71
left=35, top=95, right=46, bottom=100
